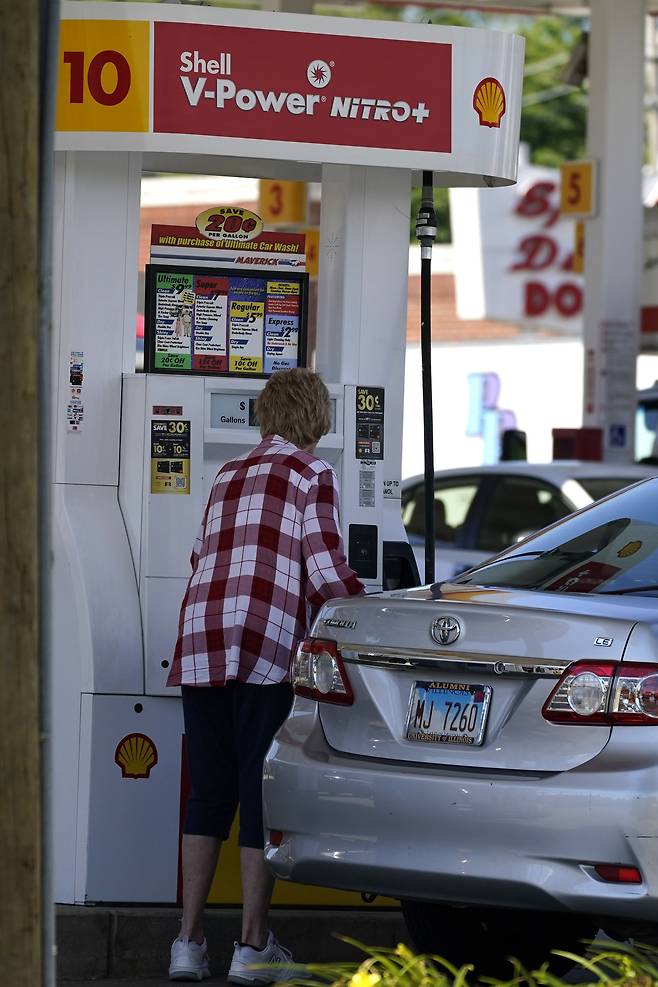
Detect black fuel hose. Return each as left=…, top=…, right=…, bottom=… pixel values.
left=415, top=171, right=437, bottom=584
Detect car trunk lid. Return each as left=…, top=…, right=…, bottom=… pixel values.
left=313, top=588, right=637, bottom=772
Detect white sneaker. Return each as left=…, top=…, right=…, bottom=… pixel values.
left=227, top=930, right=308, bottom=984
left=169, top=937, right=211, bottom=981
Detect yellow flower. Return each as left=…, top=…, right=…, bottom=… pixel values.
left=348, top=971, right=381, bottom=987
left=395, top=944, right=414, bottom=963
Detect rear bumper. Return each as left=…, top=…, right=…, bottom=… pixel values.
left=263, top=701, right=658, bottom=925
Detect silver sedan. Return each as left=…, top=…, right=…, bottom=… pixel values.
left=263, top=475, right=658, bottom=972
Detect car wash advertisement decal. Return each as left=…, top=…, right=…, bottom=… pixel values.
left=147, top=224, right=306, bottom=377
left=153, top=22, right=449, bottom=153
left=150, top=224, right=306, bottom=271
left=151, top=419, right=191, bottom=495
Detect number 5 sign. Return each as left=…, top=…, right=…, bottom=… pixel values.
left=56, top=20, right=149, bottom=133
left=559, top=160, right=597, bottom=219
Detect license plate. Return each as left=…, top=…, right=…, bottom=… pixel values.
left=405, top=680, right=492, bottom=746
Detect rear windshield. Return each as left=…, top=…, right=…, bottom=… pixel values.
left=578, top=476, right=642, bottom=501
left=453, top=478, right=658, bottom=597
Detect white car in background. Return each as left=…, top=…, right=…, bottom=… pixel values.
left=401, top=461, right=656, bottom=582
left=637, top=382, right=658, bottom=463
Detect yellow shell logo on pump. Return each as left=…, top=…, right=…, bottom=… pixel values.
left=114, top=733, right=158, bottom=780
left=617, top=540, right=642, bottom=559
left=473, top=78, right=506, bottom=128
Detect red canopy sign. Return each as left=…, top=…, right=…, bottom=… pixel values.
left=153, top=21, right=452, bottom=154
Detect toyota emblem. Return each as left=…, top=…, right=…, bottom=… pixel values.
left=431, top=615, right=462, bottom=646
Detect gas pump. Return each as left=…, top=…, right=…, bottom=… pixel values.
left=121, top=224, right=355, bottom=703
left=52, top=1, right=524, bottom=905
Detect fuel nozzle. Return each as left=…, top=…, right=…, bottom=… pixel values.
left=415, top=170, right=437, bottom=260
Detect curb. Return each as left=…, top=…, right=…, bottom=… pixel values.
left=57, top=906, right=410, bottom=981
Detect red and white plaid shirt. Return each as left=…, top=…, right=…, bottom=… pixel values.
left=167, top=435, right=364, bottom=687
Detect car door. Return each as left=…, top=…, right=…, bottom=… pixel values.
left=401, top=475, right=482, bottom=582
left=473, top=474, right=571, bottom=558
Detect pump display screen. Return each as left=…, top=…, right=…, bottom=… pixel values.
left=144, top=264, right=308, bottom=377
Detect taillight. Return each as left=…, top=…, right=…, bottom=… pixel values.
left=594, top=864, right=642, bottom=884
left=543, top=660, right=658, bottom=725
left=292, top=638, right=353, bottom=706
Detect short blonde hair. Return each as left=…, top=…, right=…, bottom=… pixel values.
left=255, top=368, right=331, bottom=448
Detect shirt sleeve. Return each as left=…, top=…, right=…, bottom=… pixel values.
left=301, top=468, right=365, bottom=608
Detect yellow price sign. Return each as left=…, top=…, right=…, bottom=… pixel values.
left=56, top=20, right=150, bottom=133
left=304, top=227, right=320, bottom=278
left=573, top=220, right=585, bottom=274
left=259, top=181, right=307, bottom=225
left=559, top=160, right=597, bottom=218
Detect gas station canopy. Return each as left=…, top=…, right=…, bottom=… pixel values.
left=58, top=2, right=524, bottom=185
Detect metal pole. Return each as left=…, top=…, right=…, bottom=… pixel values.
left=415, top=172, right=437, bottom=584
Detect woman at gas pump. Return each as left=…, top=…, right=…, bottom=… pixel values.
left=167, top=367, right=364, bottom=983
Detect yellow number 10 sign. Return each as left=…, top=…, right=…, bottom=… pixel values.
left=56, top=20, right=150, bottom=133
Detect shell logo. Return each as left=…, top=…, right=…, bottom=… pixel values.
left=473, top=77, right=506, bottom=128
left=617, top=540, right=642, bottom=559
left=114, top=733, right=158, bottom=780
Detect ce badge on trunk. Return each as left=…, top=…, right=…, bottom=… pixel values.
left=431, top=615, right=461, bottom=646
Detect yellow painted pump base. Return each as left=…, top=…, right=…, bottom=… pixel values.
left=207, top=816, right=397, bottom=907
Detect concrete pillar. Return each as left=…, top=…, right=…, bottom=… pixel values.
left=315, top=163, right=411, bottom=547
left=582, top=0, right=646, bottom=461
left=316, top=164, right=410, bottom=389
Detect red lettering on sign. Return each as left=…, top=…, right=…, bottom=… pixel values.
left=566, top=170, right=582, bottom=206
left=63, top=50, right=85, bottom=103
left=87, top=50, right=132, bottom=106
left=511, top=235, right=558, bottom=272
left=269, top=183, right=284, bottom=216
left=523, top=281, right=583, bottom=319
left=64, top=49, right=132, bottom=107
left=555, top=282, right=582, bottom=317
left=524, top=281, right=550, bottom=316
left=515, top=181, right=559, bottom=227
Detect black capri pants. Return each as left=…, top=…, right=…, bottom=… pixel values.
left=181, top=680, right=294, bottom=849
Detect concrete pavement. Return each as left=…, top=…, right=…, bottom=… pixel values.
left=56, top=906, right=410, bottom=982
left=60, top=981, right=214, bottom=986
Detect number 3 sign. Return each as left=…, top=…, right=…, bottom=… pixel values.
left=56, top=20, right=150, bottom=133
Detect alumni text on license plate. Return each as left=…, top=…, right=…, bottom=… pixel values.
left=405, top=681, right=492, bottom=746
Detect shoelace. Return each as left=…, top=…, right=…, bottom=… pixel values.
left=175, top=938, right=206, bottom=953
